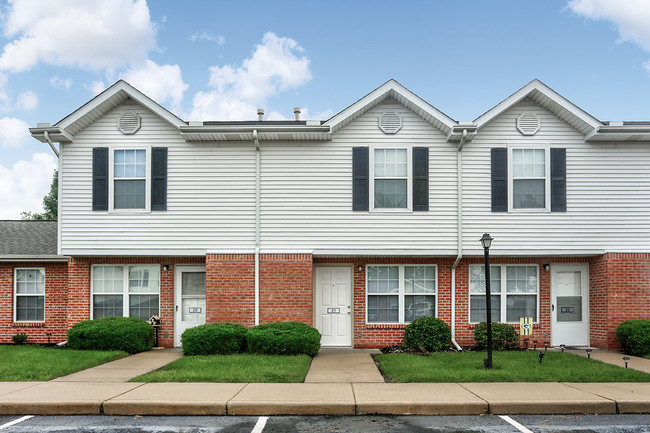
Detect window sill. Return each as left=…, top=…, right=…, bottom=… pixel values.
left=468, top=322, right=539, bottom=328
left=366, top=323, right=408, bottom=329
left=12, top=322, right=45, bottom=328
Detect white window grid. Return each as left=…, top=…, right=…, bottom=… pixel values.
left=91, top=264, right=160, bottom=319
left=508, top=146, right=551, bottom=212
left=369, top=146, right=412, bottom=212
left=468, top=264, right=540, bottom=324
left=366, top=264, right=438, bottom=324
left=14, top=267, right=45, bottom=323
left=109, top=147, right=151, bottom=212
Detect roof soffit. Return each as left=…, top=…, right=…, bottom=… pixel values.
left=324, top=79, right=457, bottom=135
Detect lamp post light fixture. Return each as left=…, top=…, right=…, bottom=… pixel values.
left=480, top=233, right=494, bottom=369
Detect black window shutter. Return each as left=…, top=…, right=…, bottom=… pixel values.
left=151, top=147, right=168, bottom=211
left=550, top=148, right=567, bottom=212
left=491, top=148, right=507, bottom=212
left=413, top=147, right=429, bottom=211
left=352, top=147, right=369, bottom=211
left=92, top=147, right=108, bottom=211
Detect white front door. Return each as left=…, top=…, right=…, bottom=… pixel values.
left=174, top=265, right=206, bottom=347
left=551, top=264, right=589, bottom=346
left=315, top=266, right=352, bottom=346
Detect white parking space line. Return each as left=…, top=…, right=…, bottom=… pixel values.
left=0, top=416, right=33, bottom=430
left=251, top=416, right=269, bottom=433
left=499, top=415, right=534, bottom=433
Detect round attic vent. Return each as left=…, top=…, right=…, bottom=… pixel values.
left=516, top=112, right=541, bottom=136
left=118, top=111, right=141, bottom=135
left=379, top=111, right=402, bottom=134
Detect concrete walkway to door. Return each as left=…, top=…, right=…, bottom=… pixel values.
left=304, top=348, right=384, bottom=383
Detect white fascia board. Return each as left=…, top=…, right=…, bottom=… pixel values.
left=54, top=80, right=186, bottom=132
left=62, top=249, right=207, bottom=257
left=474, top=79, right=602, bottom=132
left=29, top=127, right=74, bottom=143
left=0, top=255, right=68, bottom=262
left=324, top=79, right=456, bottom=133
left=313, top=249, right=458, bottom=257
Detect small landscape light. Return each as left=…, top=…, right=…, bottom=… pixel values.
left=524, top=338, right=529, bottom=350
left=45, top=332, right=51, bottom=345
left=539, top=351, right=545, bottom=364
left=560, top=344, right=566, bottom=353
left=586, top=349, right=592, bottom=359
left=623, top=356, right=630, bottom=368
left=544, top=341, right=549, bottom=352
left=533, top=340, right=538, bottom=350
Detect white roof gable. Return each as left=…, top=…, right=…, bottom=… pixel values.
left=54, top=80, right=186, bottom=136
left=474, top=79, right=602, bottom=136
left=324, top=79, right=457, bottom=135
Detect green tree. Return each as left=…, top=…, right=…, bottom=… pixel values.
left=21, top=170, right=58, bottom=221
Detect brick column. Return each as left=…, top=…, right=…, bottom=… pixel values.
left=205, top=254, right=255, bottom=326
left=259, top=253, right=313, bottom=325
left=67, top=257, right=91, bottom=328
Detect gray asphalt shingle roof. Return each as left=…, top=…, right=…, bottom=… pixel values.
left=0, top=220, right=58, bottom=256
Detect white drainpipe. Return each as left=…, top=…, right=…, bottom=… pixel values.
left=450, top=129, right=467, bottom=351
left=253, top=130, right=261, bottom=325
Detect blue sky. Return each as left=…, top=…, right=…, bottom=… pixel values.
left=1, top=0, right=650, bottom=218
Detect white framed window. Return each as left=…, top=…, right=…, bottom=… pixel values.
left=14, top=268, right=45, bottom=322
left=366, top=264, right=437, bottom=323
left=92, top=264, right=160, bottom=320
left=110, top=148, right=150, bottom=211
left=370, top=147, right=411, bottom=211
left=469, top=264, right=539, bottom=323
left=509, top=147, right=550, bottom=211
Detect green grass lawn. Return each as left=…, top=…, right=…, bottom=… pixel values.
left=376, top=351, right=650, bottom=382
left=0, top=345, right=127, bottom=381
left=132, top=354, right=312, bottom=383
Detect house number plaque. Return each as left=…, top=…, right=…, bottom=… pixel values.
left=189, top=307, right=202, bottom=313
left=327, top=308, right=340, bottom=314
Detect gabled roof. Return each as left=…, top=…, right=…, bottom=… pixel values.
left=0, top=220, right=66, bottom=261
left=31, top=80, right=186, bottom=143
left=474, top=79, right=603, bottom=136
left=324, top=79, right=457, bottom=135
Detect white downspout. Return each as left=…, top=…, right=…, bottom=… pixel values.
left=253, top=130, right=261, bottom=325
left=44, top=131, right=59, bottom=158
left=451, top=129, right=467, bottom=351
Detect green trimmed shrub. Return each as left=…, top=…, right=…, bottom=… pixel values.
left=68, top=317, right=154, bottom=353
left=617, top=319, right=650, bottom=356
left=246, top=322, right=321, bottom=357
left=11, top=332, right=27, bottom=344
left=181, top=323, right=247, bottom=355
left=473, top=322, right=519, bottom=350
left=404, top=317, right=451, bottom=352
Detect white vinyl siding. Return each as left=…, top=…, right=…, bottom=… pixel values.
left=463, top=98, right=650, bottom=254
left=14, top=268, right=45, bottom=322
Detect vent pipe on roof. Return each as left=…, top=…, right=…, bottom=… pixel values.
left=257, top=109, right=264, bottom=121
left=294, top=107, right=301, bottom=121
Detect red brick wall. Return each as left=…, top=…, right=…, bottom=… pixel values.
left=206, top=254, right=255, bottom=327
left=260, top=254, right=313, bottom=325
left=589, top=253, right=650, bottom=350
left=0, top=261, right=68, bottom=344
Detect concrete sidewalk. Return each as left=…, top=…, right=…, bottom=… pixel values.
left=0, top=347, right=649, bottom=416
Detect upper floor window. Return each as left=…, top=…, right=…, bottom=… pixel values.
left=14, top=268, right=45, bottom=322
left=113, top=149, right=146, bottom=209
left=366, top=264, right=437, bottom=324
left=511, top=148, right=547, bottom=210
left=371, top=148, right=410, bottom=210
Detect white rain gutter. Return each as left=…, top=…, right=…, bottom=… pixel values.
left=43, top=131, right=59, bottom=158
left=450, top=129, right=467, bottom=351
left=253, top=130, right=261, bottom=325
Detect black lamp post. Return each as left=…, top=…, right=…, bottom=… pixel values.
left=480, top=233, right=494, bottom=369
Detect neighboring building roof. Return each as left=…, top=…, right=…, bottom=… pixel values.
left=0, top=221, right=65, bottom=260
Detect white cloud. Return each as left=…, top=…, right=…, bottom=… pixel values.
left=50, top=76, right=73, bottom=90
left=86, top=81, right=106, bottom=96
left=0, top=152, right=57, bottom=218
left=567, top=0, right=650, bottom=51
left=190, top=31, right=225, bottom=45
left=0, top=117, right=31, bottom=148
left=120, top=59, right=188, bottom=110
left=188, top=32, right=312, bottom=120
left=0, top=0, right=156, bottom=72
left=15, top=90, right=37, bottom=110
